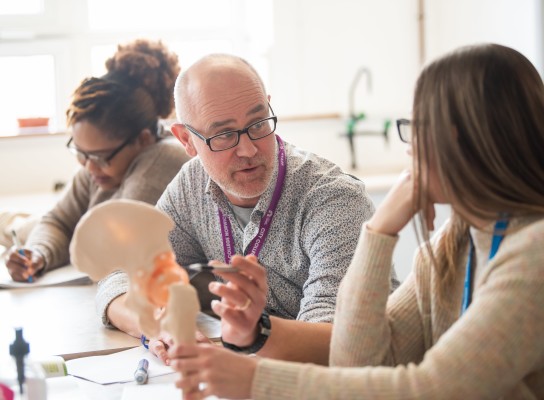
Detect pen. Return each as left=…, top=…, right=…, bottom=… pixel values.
left=10, top=230, right=33, bottom=283
left=134, top=358, right=149, bottom=385
left=188, top=263, right=239, bottom=273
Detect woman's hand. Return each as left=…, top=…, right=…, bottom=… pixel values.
left=209, top=254, right=268, bottom=347
left=5, top=248, right=44, bottom=282
left=367, top=169, right=435, bottom=236
left=169, top=343, right=257, bottom=400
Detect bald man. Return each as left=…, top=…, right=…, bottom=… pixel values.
left=97, top=54, right=398, bottom=365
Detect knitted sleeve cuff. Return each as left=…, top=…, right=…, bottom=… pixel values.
left=96, top=270, right=129, bottom=327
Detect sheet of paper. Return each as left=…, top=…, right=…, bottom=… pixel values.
left=46, top=376, right=94, bottom=400
left=121, top=383, right=182, bottom=400
left=197, top=312, right=221, bottom=341
left=121, top=383, right=218, bottom=400
left=66, top=346, right=175, bottom=385
left=0, top=263, right=91, bottom=289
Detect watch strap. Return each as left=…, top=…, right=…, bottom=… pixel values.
left=222, top=311, right=271, bottom=354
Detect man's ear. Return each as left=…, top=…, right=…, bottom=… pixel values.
left=171, top=123, right=197, bottom=157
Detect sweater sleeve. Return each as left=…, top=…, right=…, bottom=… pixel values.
left=96, top=270, right=129, bottom=327
left=111, top=138, right=189, bottom=205
left=330, top=224, right=426, bottom=367
left=25, top=168, right=91, bottom=271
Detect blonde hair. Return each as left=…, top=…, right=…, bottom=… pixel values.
left=412, top=44, right=544, bottom=297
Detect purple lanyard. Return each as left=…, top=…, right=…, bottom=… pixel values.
left=218, top=135, right=286, bottom=263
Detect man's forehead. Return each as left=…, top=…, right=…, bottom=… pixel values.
left=206, top=103, right=267, bottom=130
left=189, top=78, right=266, bottom=117
left=192, top=96, right=267, bottom=130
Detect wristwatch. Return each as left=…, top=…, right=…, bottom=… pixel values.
left=222, top=311, right=271, bottom=354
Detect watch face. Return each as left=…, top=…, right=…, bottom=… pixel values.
left=259, top=312, right=271, bottom=335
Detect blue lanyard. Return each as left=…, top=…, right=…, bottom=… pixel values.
left=461, top=217, right=509, bottom=315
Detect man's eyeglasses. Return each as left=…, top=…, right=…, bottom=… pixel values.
left=66, top=133, right=137, bottom=168
left=184, top=104, right=277, bottom=152
left=396, top=119, right=412, bottom=143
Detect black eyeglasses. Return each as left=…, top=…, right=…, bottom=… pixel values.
left=184, top=104, right=277, bottom=152
left=66, top=133, right=138, bottom=168
left=396, top=119, right=412, bottom=143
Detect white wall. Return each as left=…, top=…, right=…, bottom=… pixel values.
left=269, top=0, right=420, bottom=119
left=425, top=0, right=543, bottom=73
left=0, top=135, right=79, bottom=195
left=0, top=0, right=542, bottom=195
left=268, top=0, right=543, bottom=119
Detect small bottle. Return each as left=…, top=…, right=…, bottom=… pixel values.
left=8, top=328, right=47, bottom=400
left=20, top=362, right=47, bottom=400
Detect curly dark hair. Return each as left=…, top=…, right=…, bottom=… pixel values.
left=66, top=39, right=180, bottom=141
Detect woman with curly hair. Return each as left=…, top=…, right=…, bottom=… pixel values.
left=6, top=39, right=190, bottom=282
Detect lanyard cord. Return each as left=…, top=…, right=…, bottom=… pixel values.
left=461, top=216, right=509, bottom=315
left=218, top=135, right=286, bottom=264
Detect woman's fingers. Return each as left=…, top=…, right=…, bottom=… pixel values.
left=5, top=249, right=45, bottom=282
left=368, top=169, right=416, bottom=236
left=28, top=253, right=45, bottom=277
left=170, top=344, right=255, bottom=400
left=5, top=250, right=30, bottom=281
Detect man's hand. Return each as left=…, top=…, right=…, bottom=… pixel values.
left=149, top=331, right=173, bottom=365
left=208, top=254, right=268, bottom=347
left=149, top=330, right=212, bottom=365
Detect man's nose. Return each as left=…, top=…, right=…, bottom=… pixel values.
left=235, top=132, right=258, bottom=158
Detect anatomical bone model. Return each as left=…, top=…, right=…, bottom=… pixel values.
left=69, top=199, right=199, bottom=344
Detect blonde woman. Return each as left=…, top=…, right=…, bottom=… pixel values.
left=169, top=43, right=544, bottom=399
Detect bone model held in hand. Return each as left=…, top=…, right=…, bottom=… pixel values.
left=69, top=199, right=199, bottom=344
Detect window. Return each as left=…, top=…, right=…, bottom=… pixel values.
left=0, top=0, right=43, bottom=15
left=0, top=0, right=273, bottom=136
left=88, top=0, right=232, bottom=30
left=0, top=55, right=56, bottom=134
